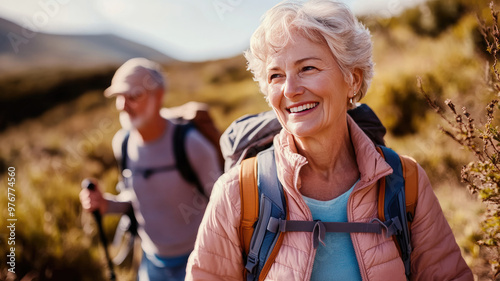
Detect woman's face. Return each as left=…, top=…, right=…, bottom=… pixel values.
left=266, top=33, right=355, bottom=138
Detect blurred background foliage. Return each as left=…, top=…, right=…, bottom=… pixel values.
left=1, top=0, right=500, bottom=280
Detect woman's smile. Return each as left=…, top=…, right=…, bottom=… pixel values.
left=287, top=102, right=319, bottom=114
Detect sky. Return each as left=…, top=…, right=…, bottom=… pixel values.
left=0, top=0, right=426, bottom=61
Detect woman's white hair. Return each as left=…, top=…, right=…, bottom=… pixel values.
left=244, top=0, right=374, bottom=106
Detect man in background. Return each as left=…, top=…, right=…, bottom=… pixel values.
left=80, top=57, right=222, bottom=281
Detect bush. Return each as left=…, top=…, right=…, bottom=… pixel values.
left=421, top=2, right=500, bottom=277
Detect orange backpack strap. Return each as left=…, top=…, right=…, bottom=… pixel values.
left=239, top=156, right=259, bottom=257
left=375, top=147, right=419, bottom=224
left=401, top=156, right=418, bottom=226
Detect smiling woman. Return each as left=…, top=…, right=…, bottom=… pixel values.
left=265, top=35, right=359, bottom=144
left=186, top=0, right=473, bottom=280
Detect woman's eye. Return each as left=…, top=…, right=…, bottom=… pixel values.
left=303, top=66, right=316, bottom=71
left=269, top=73, right=281, bottom=81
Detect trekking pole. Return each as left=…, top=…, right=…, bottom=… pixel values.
left=81, top=179, right=117, bottom=281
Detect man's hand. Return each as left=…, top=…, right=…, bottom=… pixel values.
left=80, top=178, right=108, bottom=215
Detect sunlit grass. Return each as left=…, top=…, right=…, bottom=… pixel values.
left=435, top=183, right=484, bottom=268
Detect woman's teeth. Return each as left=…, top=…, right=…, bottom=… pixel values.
left=289, top=103, right=318, bottom=113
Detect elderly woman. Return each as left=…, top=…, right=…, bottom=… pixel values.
left=186, top=0, right=472, bottom=280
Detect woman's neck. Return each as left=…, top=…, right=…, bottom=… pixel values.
left=295, top=121, right=360, bottom=200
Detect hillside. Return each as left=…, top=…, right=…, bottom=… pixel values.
left=0, top=18, right=174, bottom=73
left=0, top=17, right=177, bottom=130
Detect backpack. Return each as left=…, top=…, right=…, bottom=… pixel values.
left=119, top=101, right=223, bottom=195
left=219, top=105, right=418, bottom=280
left=239, top=147, right=418, bottom=281
left=111, top=101, right=223, bottom=264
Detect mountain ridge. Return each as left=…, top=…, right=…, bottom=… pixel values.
left=0, top=17, right=175, bottom=74
left=0, top=17, right=178, bottom=130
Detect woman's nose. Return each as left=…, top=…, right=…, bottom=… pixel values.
left=282, top=75, right=304, bottom=99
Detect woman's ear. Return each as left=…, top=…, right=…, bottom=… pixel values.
left=347, top=69, right=363, bottom=109
left=351, top=68, right=363, bottom=96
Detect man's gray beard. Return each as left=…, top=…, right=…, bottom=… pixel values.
left=119, top=111, right=132, bottom=130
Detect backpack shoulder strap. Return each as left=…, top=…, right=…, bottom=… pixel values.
left=401, top=156, right=418, bottom=224
left=115, top=131, right=140, bottom=264
left=255, top=149, right=287, bottom=280
left=376, top=146, right=418, bottom=280
left=240, top=156, right=259, bottom=255
left=239, top=148, right=287, bottom=281
left=173, top=122, right=206, bottom=197
left=120, top=131, right=130, bottom=174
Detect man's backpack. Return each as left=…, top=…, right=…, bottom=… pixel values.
left=119, top=102, right=223, bottom=195
left=219, top=105, right=417, bottom=280
left=112, top=101, right=223, bottom=264
left=160, top=101, right=225, bottom=172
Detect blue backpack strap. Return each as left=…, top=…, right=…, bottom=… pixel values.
left=244, top=148, right=287, bottom=281
left=173, top=122, right=207, bottom=197
left=377, top=146, right=412, bottom=280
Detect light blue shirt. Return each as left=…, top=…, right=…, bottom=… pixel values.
left=302, top=181, right=362, bottom=281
